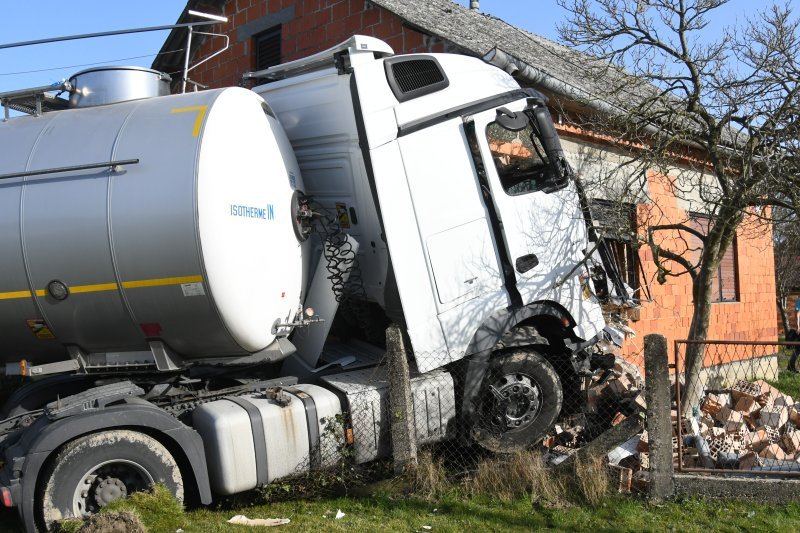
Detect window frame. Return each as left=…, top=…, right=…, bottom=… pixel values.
left=589, top=199, right=641, bottom=295
left=484, top=115, right=554, bottom=196
left=688, top=212, right=740, bottom=303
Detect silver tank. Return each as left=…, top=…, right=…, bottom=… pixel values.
left=0, top=87, right=304, bottom=364
left=69, top=66, right=171, bottom=107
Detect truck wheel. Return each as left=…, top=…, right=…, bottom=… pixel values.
left=37, top=430, right=183, bottom=531
left=472, top=349, right=562, bottom=453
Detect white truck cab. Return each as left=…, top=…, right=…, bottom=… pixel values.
left=249, top=36, right=622, bottom=452
left=251, top=37, right=607, bottom=366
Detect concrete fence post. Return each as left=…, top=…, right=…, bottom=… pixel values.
left=644, top=333, right=675, bottom=499
left=386, top=324, right=417, bottom=473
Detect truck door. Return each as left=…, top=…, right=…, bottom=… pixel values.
left=467, top=102, right=588, bottom=306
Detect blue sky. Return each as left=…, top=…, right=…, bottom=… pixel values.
left=0, top=1, right=795, bottom=94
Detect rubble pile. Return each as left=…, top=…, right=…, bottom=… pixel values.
left=541, top=357, right=651, bottom=492
left=679, top=379, right=800, bottom=472
left=541, top=370, right=800, bottom=493
left=542, top=358, right=646, bottom=452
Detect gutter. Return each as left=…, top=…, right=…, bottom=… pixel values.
left=482, top=47, right=661, bottom=139
left=482, top=47, right=744, bottom=155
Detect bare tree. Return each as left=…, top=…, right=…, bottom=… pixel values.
left=774, top=209, right=800, bottom=334
left=557, top=0, right=800, bottom=415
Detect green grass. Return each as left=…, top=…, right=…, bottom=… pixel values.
left=768, top=346, right=800, bottom=398
left=768, top=370, right=800, bottom=399
left=0, top=485, right=790, bottom=533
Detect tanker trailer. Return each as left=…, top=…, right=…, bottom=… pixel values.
left=0, top=67, right=307, bottom=372
left=0, top=68, right=338, bottom=532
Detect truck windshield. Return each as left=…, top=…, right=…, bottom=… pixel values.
left=485, top=113, right=554, bottom=195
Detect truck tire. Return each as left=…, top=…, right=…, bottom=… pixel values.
left=471, top=349, right=562, bottom=453
left=37, top=430, right=183, bottom=531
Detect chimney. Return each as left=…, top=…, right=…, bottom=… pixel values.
left=470, top=1, right=479, bottom=10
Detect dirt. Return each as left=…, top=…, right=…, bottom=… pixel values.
left=75, top=511, right=146, bottom=533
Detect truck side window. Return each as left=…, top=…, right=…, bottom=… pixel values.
left=486, top=119, right=552, bottom=195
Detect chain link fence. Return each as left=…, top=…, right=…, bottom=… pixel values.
left=233, top=336, right=651, bottom=502
left=674, top=340, right=800, bottom=476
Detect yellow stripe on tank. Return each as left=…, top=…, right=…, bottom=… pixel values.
left=0, top=290, right=35, bottom=300
left=0, top=275, right=203, bottom=300
left=122, top=275, right=203, bottom=289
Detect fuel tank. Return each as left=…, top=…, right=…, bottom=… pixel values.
left=0, top=86, right=304, bottom=364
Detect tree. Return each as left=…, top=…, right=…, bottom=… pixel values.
left=774, top=209, right=800, bottom=334
left=557, top=0, right=800, bottom=415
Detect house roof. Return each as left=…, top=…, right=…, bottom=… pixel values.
left=369, top=0, right=638, bottom=109
left=152, top=0, right=640, bottom=112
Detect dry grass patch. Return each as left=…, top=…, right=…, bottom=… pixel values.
left=407, top=450, right=448, bottom=500
left=570, top=453, right=610, bottom=506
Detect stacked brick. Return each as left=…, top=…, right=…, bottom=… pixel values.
left=679, top=379, right=800, bottom=471
left=184, top=0, right=452, bottom=91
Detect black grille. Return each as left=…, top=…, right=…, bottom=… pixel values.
left=385, top=56, right=449, bottom=102
left=392, top=60, right=444, bottom=93
left=255, top=26, right=281, bottom=71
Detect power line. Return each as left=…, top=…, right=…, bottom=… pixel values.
left=0, top=48, right=184, bottom=77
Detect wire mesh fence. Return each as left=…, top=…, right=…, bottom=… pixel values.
left=0, top=334, right=655, bottom=511
left=674, top=340, right=800, bottom=476
left=231, top=339, right=651, bottom=502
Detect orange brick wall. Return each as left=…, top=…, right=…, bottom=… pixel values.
left=187, top=0, right=451, bottom=89
left=614, top=169, right=776, bottom=367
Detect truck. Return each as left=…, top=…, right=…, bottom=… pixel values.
left=0, top=35, right=629, bottom=531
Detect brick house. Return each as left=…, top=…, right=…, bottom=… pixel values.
left=153, top=0, right=778, bottom=364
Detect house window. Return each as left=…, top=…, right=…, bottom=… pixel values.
left=589, top=200, right=640, bottom=293
left=688, top=213, right=739, bottom=302
left=253, top=26, right=282, bottom=72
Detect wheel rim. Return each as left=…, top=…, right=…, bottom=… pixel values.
left=487, top=372, right=542, bottom=432
left=71, top=459, right=154, bottom=517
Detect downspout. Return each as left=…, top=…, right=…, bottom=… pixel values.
left=482, top=47, right=661, bottom=137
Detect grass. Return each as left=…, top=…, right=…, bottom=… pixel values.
left=11, top=484, right=797, bottom=533
left=767, top=346, right=800, bottom=398
left=5, top=451, right=794, bottom=532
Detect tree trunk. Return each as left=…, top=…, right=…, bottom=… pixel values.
left=778, top=294, right=791, bottom=336
left=681, top=265, right=715, bottom=418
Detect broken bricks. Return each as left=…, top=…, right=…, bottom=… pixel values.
left=701, top=393, right=728, bottom=416
left=730, top=380, right=762, bottom=402
left=759, top=443, right=788, bottom=461
left=760, top=405, right=789, bottom=429
left=674, top=376, right=800, bottom=473
left=781, top=430, right=800, bottom=454
left=607, top=463, right=633, bottom=493
left=714, top=405, right=747, bottom=433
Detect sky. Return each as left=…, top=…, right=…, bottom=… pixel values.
left=0, top=0, right=796, bottom=96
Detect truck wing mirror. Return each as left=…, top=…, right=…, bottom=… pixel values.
left=530, top=106, right=572, bottom=192
left=495, top=107, right=528, bottom=131
left=531, top=106, right=561, bottom=153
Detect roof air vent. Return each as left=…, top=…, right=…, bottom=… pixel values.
left=384, top=56, right=449, bottom=102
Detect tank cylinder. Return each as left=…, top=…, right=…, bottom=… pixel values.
left=0, top=87, right=304, bottom=364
